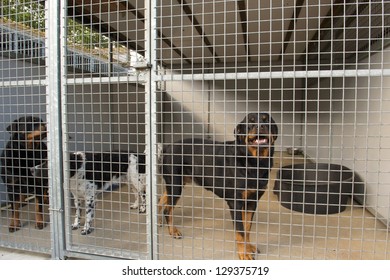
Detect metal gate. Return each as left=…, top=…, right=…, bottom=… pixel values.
left=1, top=0, right=390, bottom=260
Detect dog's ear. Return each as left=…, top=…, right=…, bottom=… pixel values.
left=269, top=115, right=278, bottom=142
left=235, top=116, right=249, bottom=144
left=6, top=118, right=22, bottom=134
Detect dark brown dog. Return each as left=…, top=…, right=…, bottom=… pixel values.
left=158, top=112, right=278, bottom=260
left=0, top=116, right=48, bottom=232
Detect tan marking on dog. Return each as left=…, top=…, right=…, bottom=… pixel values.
left=157, top=191, right=168, bottom=225
left=235, top=189, right=260, bottom=259
left=247, top=146, right=258, bottom=157
left=260, top=147, right=270, bottom=157
left=158, top=191, right=183, bottom=238
left=9, top=194, right=26, bottom=232
left=35, top=198, right=45, bottom=229
left=242, top=189, right=256, bottom=201
left=25, top=125, right=46, bottom=149
left=235, top=232, right=258, bottom=260
left=165, top=205, right=182, bottom=238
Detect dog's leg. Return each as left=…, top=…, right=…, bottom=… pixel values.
left=138, top=175, right=147, bottom=213
left=157, top=191, right=168, bottom=226
left=129, top=172, right=147, bottom=213
left=157, top=191, right=167, bottom=226
left=43, top=187, right=50, bottom=205
left=71, top=195, right=81, bottom=230
left=138, top=191, right=146, bottom=213
left=157, top=175, right=165, bottom=224
left=82, top=198, right=95, bottom=235
left=160, top=182, right=183, bottom=238
left=82, top=189, right=95, bottom=235
left=130, top=184, right=140, bottom=210
left=242, top=191, right=261, bottom=256
left=35, top=195, right=45, bottom=229
left=240, top=206, right=259, bottom=258
left=229, top=201, right=257, bottom=260
left=163, top=204, right=182, bottom=238
left=9, top=194, right=24, bottom=232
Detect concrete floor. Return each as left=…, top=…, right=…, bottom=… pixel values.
left=0, top=247, right=50, bottom=260
left=1, top=152, right=389, bottom=260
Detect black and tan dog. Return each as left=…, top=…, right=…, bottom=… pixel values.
left=0, top=116, right=48, bottom=232
left=158, top=112, right=278, bottom=260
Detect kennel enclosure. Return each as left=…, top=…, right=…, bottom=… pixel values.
left=0, top=0, right=390, bottom=259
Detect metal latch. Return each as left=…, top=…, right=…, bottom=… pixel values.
left=133, top=62, right=152, bottom=70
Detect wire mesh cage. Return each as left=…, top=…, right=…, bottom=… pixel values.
left=0, top=0, right=51, bottom=254
left=62, top=0, right=151, bottom=259
left=154, top=0, right=390, bottom=260
left=0, top=0, right=390, bottom=260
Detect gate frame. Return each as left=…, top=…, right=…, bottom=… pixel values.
left=46, top=0, right=66, bottom=260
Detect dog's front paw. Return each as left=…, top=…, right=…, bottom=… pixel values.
left=9, top=225, right=21, bottom=233
left=35, top=222, right=46, bottom=230
left=139, top=204, right=146, bottom=213
left=71, top=223, right=80, bottom=230
left=9, top=220, right=21, bottom=232
left=169, top=226, right=183, bottom=239
left=130, top=202, right=139, bottom=209
left=81, top=228, right=93, bottom=235
left=237, top=243, right=259, bottom=260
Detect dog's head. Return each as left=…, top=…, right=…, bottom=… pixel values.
left=7, top=116, right=47, bottom=148
left=69, top=152, right=87, bottom=177
left=235, top=112, right=278, bottom=158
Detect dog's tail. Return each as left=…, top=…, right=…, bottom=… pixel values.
left=73, top=151, right=86, bottom=162
left=129, top=154, right=138, bottom=171
left=30, top=161, right=48, bottom=177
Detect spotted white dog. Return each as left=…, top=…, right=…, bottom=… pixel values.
left=32, top=150, right=149, bottom=235
left=129, top=143, right=164, bottom=212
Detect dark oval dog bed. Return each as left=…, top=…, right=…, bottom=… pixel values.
left=274, top=163, right=354, bottom=214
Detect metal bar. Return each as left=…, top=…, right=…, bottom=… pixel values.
left=65, top=76, right=145, bottom=85
left=146, top=0, right=159, bottom=260
left=160, top=69, right=390, bottom=81
left=45, top=0, right=66, bottom=260
left=0, top=80, right=46, bottom=88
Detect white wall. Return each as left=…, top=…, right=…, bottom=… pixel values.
left=305, top=47, right=390, bottom=225
left=161, top=70, right=303, bottom=149
left=65, top=83, right=145, bottom=153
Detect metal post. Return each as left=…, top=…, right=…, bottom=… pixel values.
left=145, top=0, right=159, bottom=260
left=45, top=0, right=65, bottom=260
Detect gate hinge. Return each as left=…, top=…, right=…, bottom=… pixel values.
left=133, top=62, right=152, bottom=70
left=48, top=207, right=64, bottom=213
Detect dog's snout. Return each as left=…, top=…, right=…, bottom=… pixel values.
left=259, top=123, right=270, bottom=134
